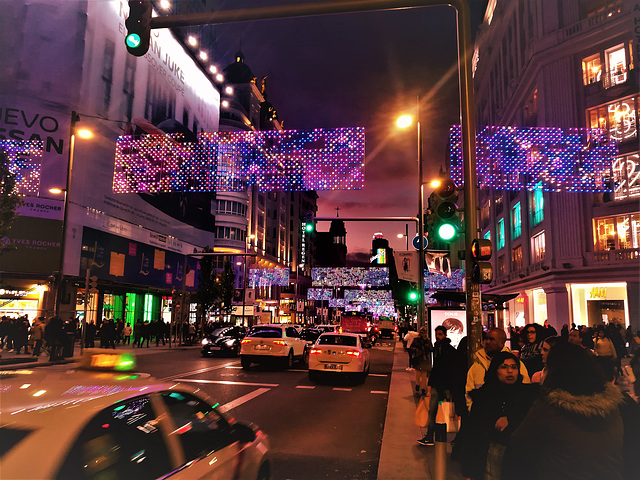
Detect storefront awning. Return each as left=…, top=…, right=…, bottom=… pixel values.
left=429, top=291, right=519, bottom=305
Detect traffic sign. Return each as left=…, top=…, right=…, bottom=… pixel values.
left=412, top=234, right=428, bottom=250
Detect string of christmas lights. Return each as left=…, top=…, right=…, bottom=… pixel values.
left=114, top=127, right=365, bottom=193
left=0, top=140, right=43, bottom=196
left=311, top=267, right=389, bottom=287
left=449, top=125, right=617, bottom=192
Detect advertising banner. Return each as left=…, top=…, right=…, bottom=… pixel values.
left=393, top=251, right=419, bottom=282
left=429, top=308, right=466, bottom=348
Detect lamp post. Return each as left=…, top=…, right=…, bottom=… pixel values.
left=397, top=223, right=409, bottom=250
left=397, top=97, right=425, bottom=330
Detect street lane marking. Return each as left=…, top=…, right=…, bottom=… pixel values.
left=174, top=379, right=279, bottom=387
left=333, top=388, right=352, bottom=391
left=296, top=385, right=316, bottom=389
left=370, top=390, right=389, bottom=394
left=369, top=374, right=388, bottom=377
left=160, top=362, right=235, bottom=381
left=218, top=388, right=271, bottom=413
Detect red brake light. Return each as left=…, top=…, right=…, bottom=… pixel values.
left=310, top=348, right=322, bottom=355
left=241, top=339, right=250, bottom=344
left=273, top=340, right=286, bottom=345
left=346, top=351, right=361, bottom=357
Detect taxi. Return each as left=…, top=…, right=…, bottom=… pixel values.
left=0, top=349, right=271, bottom=480
left=239, top=324, right=308, bottom=369
left=308, top=333, right=370, bottom=383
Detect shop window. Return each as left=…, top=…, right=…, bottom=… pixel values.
left=587, top=96, right=638, bottom=143
left=511, top=202, right=522, bottom=239
left=497, top=255, right=505, bottom=276
left=495, top=194, right=504, bottom=215
left=604, top=44, right=627, bottom=87
left=582, top=53, right=602, bottom=85
left=529, top=185, right=544, bottom=226
left=512, top=245, right=523, bottom=271
left=532, top=231, right=546, bottom=263
left=594, top=214, right=640, bottom=251
left=497, top=218, right=505, bottom=250
left=613, top=153, right=640, bottom=200
left=481, top=201, right=491, bottom=229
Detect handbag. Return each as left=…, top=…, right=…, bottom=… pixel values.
left=436, top=400, right=460, bottom=433
left=414, top=396, right=430, bottom=427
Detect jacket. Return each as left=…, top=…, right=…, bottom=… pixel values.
left=502, top=383, right=625, bottom=480
left=465, top=347, right=530, bottom=409
left=594, top=337, right=617, bottom=359
left=428, top=337, right=456, bottom=392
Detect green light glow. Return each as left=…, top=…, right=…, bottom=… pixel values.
left=125, top=33, right=141, bottom=48
left=437, top=223, right=457, bottom=241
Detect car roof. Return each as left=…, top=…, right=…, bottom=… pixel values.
left=319, top=332, right=361, bottom=338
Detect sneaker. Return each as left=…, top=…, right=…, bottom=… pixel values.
left=417, top=436, right=435, bottom=446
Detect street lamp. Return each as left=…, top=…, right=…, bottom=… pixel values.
left=397, top=97, right=425, bottom=330
left=52, top=111, right=92, bottom=319
left=397, top=223, right=409, bottom=250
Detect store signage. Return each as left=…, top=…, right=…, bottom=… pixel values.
left=589, top=287, right=608, bottom=299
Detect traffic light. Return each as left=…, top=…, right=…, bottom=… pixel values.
left=125, top=0, right=152, bottom=57
left=88, top=275, right=98, bottom=294
left=408, top=290, right=418, bottom=302
left=303, top=211, right=315, bottom=233
left=470, top=238, right=493, bottom=284
left=431, top=179, right=461, bottom=244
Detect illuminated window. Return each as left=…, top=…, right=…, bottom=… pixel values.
left=484, top=230, right=491, bottom=241
left=587, top=96, right=638, bottom=143
left=604, top=44, right=627, bottom=87
left=511, top=202, right=522, bottom=239
left=497, top=218, right=505, bottom=250
left=497, top=255, right=505, bottom=276
left=582, top=53, right=602, bottom=85
left=530, top=185, right=544, bottom=226
left=613, top=153, right=640, bottom=200
left=532, top=231, right=546, bottom=263
left=594, top=214, right=640, bottom=251
left=512, top=245, right=523, bottom=271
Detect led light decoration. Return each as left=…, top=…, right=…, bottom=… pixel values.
left=449, top=125, right=617, bottom=192
left=248, top=268, right=290, bottom=287
left=307, top=288, right=333, bottom=300
left=344, top=290, right=393, bottom=302
left=113, top=127, right=365, bottom=193
left=312, top=267, right=389, bottom=287
left=0, top=140, right=43, bottom=195
left=425, top=269, right=464, bottom=290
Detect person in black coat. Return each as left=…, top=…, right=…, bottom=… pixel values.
left=45, top=316, right=64, bottom=361
left=461, top=351, right=538, bottom=480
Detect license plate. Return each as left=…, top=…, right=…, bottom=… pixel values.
left=255, top=345, right=270, bottom=351
left=209, top=346, right=221, bottom=350
left=324, top=364, right=343, bottom=371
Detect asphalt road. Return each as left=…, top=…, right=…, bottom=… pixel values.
left=135, top=341, right=396, bottom=480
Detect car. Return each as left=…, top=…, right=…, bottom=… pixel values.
left=240, top=324, right=308, bottom=369
left=0, top=349, right=271, bottom=480
left=201, top=325, right=247, bottom=357
left=315, top=324, right=339, bottom=333
left=308, top=332, right=371, bottom=383
left=299, top=327, right=322, bottom=347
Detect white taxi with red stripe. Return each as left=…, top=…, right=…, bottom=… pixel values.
left=308, top=333, right=370, bottom=383
left=0, top=349, right=270, bottom=480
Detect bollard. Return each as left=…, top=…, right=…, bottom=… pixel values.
left=434, top=422, right=448, bottom=480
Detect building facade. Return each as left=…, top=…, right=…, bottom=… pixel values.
left=473, top=0, right=639, bottom=331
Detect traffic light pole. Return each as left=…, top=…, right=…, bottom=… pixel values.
left=417, top=97, right=426, bottom=331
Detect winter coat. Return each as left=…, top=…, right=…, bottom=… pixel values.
left=30, top=321, right=45, bottom=341
left=502, top=383, right=625, bottom=480
left=594, top=336, right=617, bottom=359
left=409, top=335, right=433, bottom=372
left=466, top=347, right=530, bottom=408
left=461, top=381, right=538, bottom=480
left=519, top=340, right=544, bottom=375
left=428, top=337, right=456, bottom=393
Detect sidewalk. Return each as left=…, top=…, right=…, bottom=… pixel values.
left=378, top=340, right=464, bottom=480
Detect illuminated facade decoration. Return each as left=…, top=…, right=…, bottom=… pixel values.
left=0, top=140, right=43, bottom=196
left=311, top=267, right=389, bottom=287
left=449, top=125, right=617, bottom=193
left=113, top=127, right=365, bottom=194
left=248, top=268, right=290, bottom=287
left=344, top=290, right=393, bottom=302
left=613, top=153, right=640, bottom=199
left=425, top=269, right=464, bottom=290
left=307, top=288, right=333, bottom=300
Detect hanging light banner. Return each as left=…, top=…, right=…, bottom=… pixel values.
left=0, top=140, right=43, bottom=196
left=449, top=125, right=617, bottom=192
left=113, top=127, right=365, bottom=194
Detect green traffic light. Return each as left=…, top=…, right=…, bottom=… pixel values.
left=305, top=223, right=314, bottom=232
left=408, top=291, right=418, bottom=301
left=125, top=33, right=142, bottom=49
left=437, top=223, right=457, bottom=241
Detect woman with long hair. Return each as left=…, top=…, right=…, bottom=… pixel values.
left=518, top=323, right=544, bottom=376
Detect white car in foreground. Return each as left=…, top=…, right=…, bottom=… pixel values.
left=240, top=324, right=308, bottom=369
left=308, top=333, right=371, bottom=383
left=0, top=349, right=271, bottom=480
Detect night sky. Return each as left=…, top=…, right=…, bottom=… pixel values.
left=211, top=0, right=485, bottom=260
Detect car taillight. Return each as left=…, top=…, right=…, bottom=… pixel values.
left=273, top=340, right=286, bottom=345
left=346, top=351, right=361, bottom=357
left=241, top=339, right=251, bottom=344
left=310, top=348, right=322, bottom=355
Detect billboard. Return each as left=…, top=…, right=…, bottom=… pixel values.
left=0, top=0, right=220, bottom=274
left=429, top=308, right=466, bottom=348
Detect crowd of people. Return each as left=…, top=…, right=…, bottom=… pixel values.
left=405, top=320, right=640, bottom=480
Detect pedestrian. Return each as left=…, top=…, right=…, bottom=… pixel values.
left=530, top=335, right=563, bottom=383
left=409, top=326, right=433, bottom=398
left=45, top=316, right=64, bottom=361
left=567, top=327, right=584, bottom=347
left=519, top=323, right=544, bottom=376
left=502, top=342, right=625, bottom=480
left=133, top=319, right=143, bottom=347
left=85, top=320, right=96, bottom=348
left=594, top=326, right=617, bottom=361
left=142, top=321, right=151, bottom=347
left=30, top=317, right=45, bottom=356
left=418, top=325, right=456, bottom=446
left=99, top=319, right=116, bottom=349
left=13, top=317, right=30, bottom=354
left=466, top=328, right=530, bottom=409
left=461, top=351, right=538, bottom=480
left=122, top=322, right=132, bottom=345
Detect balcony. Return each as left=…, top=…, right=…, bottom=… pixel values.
left=590, top=248, right=640, bottom=263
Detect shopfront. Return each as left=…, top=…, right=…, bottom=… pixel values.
left=570, top=283, right=629, bottom=328
left=0, top=285, right=47, bottom=320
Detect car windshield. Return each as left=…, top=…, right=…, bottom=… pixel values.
left=248, top=328, right=282, bottom=339
left=318, top=335, right=357, bottom=347
left=211, top=328, right=230, bottom=336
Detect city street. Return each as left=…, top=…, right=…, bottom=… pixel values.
left=135, top=341, right=396, bottom=480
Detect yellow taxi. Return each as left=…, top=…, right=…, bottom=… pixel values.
left=0, top=349, right=271, bottom=480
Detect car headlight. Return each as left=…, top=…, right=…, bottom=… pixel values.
left=224, top=339, right=235, bottom=347
left=201, top=338, right=210, bottom=345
